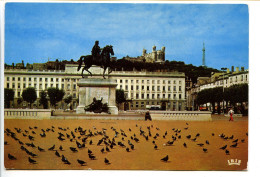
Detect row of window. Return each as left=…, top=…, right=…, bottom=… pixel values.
left=6, top=77, right=78, bottom=82
left=119, top=85, right=182, bottom=91
left=211, top=74, right=248, bottom=87
left=6, top=83, right=77, bottom=90
left=15, top=91, right=77, bottom=98
left=117, top=79, right=182, bottom=85
left=129, top=93, right=182, bottom=99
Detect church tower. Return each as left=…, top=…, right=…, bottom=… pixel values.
left=202, top=42, right=205, bottom=67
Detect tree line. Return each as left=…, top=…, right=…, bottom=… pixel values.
left=196, top=83, right=248, bottom=115
left=4, top=87, right=126, bottom=110
left=4, top=87, right=73, bottom=109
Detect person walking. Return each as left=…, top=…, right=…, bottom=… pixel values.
left=228, top=108, right=234, bottom=121
left=145, top=111, right=152, bottom=121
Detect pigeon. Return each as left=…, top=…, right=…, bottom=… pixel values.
left=191, top=138, right=197, bottom=142
left=186, top=122, right=189, bottom=125
left=38, top=146, right=45, bottom=152
left=21, top=145, right=26, bottom=151
left=8, top=153, right=17, bottom=160
left=131, top=144, right=134, bottom=150
left=77, top=159, right=86, bottom=166
left=233, top=139, right=238, bottom=143
left=197, top=143, right=204, bottom=147
left=154, top=144, right=158, bottom=150
left=58, top=136, right=65, bottom=141
left=48, top=145, right=55, bottom=151
left=89, top=140, right=93, bottom=145
left=88, top=149, right=92, bottom=154
left=166, top=141, right=174, bottom=146
left=184, top=127, right=189, bottom=130
left=55, top=151, right=60, bottom=157
left=59, top=145, right=64, bottom=151
left=88, top=153, right=96, bottom=160
left=186, top=135, right=191, bottom=139
left=161, top=155, right=169, bottom=162
left=4, top=141, right=8, bottom=145
left=203, top=148, right=208, bottom=153
left=101, top=148, right=105, bottom=153
left=40, top=132, right=46, bottom=138
left=134, top=137, right=139, bottom=142
left=28, top=135, right=34, bottom=141
left=29, top=152, right=37, bottom=158
left=62, top=155, right=71, bottom=165
left=195, top=133, right=200, bottom=137
left=18, top=140, right=24, bottom=145
left=126, top=147, right=130, bottom=152
left=241, top=139, right=245, bottom=143
left=106, top=146, right=110, bottom=152
left=183, top=143, right=187, bottom=148
left=206, top=140, right=210, bottom=145
left=28, top=157, right=37, bottom=164
left=70, top=147, right=78, bottom=152
left=229, top=135, right=234, bottom=139
left=230, top=143, right=238, bottom=148
left=225, top=149, right=230, bottom=155
left=97, top=139, right=103, bottom=146
left=220, top=145, right=227, bottom=150
left=104, top=158, right=110, bottom=165
left=212, top=133, right=215, bottom=136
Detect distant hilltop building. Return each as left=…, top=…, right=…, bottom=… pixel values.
left=142, top=45, right=165, bottom=63
left=124, top=45, right=165, bottom=63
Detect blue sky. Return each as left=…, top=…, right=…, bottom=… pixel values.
left=5, top=3, right=248, bottom=70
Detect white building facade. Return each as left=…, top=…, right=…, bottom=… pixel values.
left=4, top=64, right=186, bottom=111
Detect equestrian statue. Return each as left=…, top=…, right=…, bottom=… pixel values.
left=77, top=41, right=114, bottom=79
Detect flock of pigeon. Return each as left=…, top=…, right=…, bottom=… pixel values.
left=4, top=122, right=248, bottom=168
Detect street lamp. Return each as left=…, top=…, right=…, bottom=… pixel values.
left=221, top=67, right=227, bottom=114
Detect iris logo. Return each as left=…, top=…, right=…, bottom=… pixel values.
left=228, top=159, right=241, bottom=166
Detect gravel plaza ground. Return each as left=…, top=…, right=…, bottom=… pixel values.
left=4, top=114, right=248, bottom=171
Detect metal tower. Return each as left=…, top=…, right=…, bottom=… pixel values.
left=202, top=42, right=205, bottom=67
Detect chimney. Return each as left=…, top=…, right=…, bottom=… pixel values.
left=231, top=66, right=234, bottom=72
left=236, top=67, right=239, bottom=72
left=226, top=68, right=230, bottom=73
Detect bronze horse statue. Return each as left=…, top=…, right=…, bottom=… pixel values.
left=77, top=45, right=114, bottom=79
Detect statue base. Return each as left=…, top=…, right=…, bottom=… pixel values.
left=76, top=77, right=118, bottom=115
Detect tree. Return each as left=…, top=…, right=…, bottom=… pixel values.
left=39, top=91, right=48, bottom=109
left=116, top=89, right=126, bottom=104
left=64, top=95, right=73, bottom=110
left=22, top=87, right=37, bottom=108
left=4, top=88, right=14, bottom=108
left=47, top=87, right=65, bottom=109
left=224, top=84, right=248, bottom=115
left=17, top=97, right=23, bottom=108
left=213, top=87, right=224, bottom=114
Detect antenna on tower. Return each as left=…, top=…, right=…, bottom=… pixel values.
left=202, top=42, right=206, bottom=67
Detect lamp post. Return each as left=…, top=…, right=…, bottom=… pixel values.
left=221, top=67, right=227, bottom=114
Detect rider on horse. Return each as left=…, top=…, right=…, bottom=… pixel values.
left=91, top=41, right=101, bottom=63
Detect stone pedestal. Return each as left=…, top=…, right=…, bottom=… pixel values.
left=76, top=77, right=118, bottom=115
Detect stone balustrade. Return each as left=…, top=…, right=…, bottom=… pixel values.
left=132, top=110, right=212, bottom=121
left=4, top=109, right=52, bottom=119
